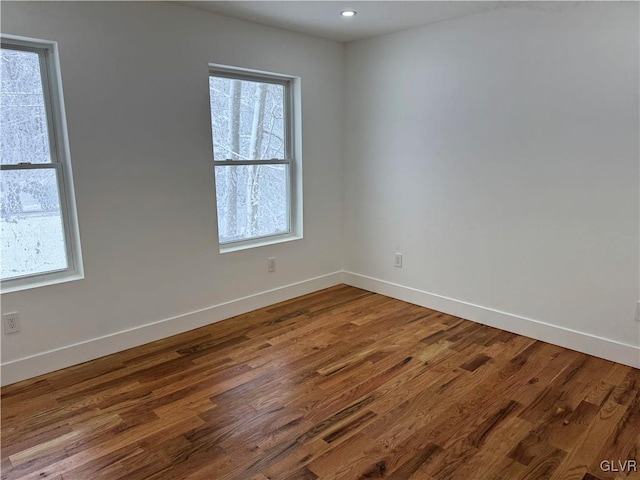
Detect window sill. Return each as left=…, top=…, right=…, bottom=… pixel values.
left=219, top=233, right=303, bottom=254
left=1, top=270, right=84, bottom=294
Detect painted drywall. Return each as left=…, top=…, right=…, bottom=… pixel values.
left=343, top=3, right=640, bottom=349
left=0, top=1, right=344, bottom=381
left=2, top=1, right=639, bottom=383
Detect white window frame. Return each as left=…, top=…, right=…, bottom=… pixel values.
left=0, top=35, right=83, bottom=293
left=209, top=64, right=303, bottom=253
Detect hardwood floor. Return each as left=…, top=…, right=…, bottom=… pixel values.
left=2, top=285, right=639, bottom=480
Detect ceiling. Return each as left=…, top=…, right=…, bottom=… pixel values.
left=181, top=1, right=506, bottom=42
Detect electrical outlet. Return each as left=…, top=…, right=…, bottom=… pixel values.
left=268, top=257, right=276, bottom=273
left=635, top=302, right=640, bottom=322
left=3, top=312, right=20, bottom=334
left=394, top=253, right=403, bottom=268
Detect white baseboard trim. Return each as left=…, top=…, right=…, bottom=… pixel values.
left=343, top=271, right=640, bottom=369
left=1, top=271, right=344, bottom=386
left=4, top=270, right=637, bottom=386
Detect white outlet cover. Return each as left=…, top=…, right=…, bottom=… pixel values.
left=3, top=312, right=20, bottom=334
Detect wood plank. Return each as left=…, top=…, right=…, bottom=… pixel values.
left=1, top=285, right=637, bottom=480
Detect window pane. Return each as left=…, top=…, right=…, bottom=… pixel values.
left=1, top=48, right=52, bottom=165
left=209, top=76, right=286, bottom=160
left=1, top=168, right=68, bottom=279
left=215, top=164, right=289, bottom=243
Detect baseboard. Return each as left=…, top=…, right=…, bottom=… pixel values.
left=4, top=269, right=637, bottom=386
left=343, top=271, right=640, bottom=369
left=1, top=271, right=344, bottom=386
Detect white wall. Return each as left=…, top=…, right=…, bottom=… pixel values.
left=0, top=1, right=345, bottom=383
left=343, top=3, right=640, bottom=362
left=2, top=1, right=639, bottom=384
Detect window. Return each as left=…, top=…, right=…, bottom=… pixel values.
left=0, top=36, right=83, bottom=292
left=209, top=65, right=301, bottom=251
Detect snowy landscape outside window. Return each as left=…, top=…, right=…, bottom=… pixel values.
left=209, top=66, right=299, bottom=249
left=0, top=36, right=83, bottom=291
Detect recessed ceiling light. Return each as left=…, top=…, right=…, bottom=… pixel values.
left=340, top=10, right=357, bottom=17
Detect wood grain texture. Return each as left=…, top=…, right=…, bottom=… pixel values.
left=2, top=285, right=639, bottom=480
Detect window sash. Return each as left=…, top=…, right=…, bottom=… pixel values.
left=0, top=162, right=75, bottom=279
left=214, top=160, right=293, bottom=244
left=209, top=67, right=294, bottom=162
left=1, top=42, right=59, bottom=166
